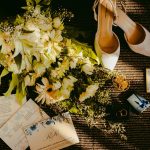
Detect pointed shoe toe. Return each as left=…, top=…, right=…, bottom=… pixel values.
left=94, top=33, right=120, bottom=71
left=124, top=24, right=150, bottom=57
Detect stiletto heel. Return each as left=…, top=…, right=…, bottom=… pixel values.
left=93, top=0, right=120, bottom=70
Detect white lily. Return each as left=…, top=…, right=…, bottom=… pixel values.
left=13, top=39, right=23, bottom=57
left=79, top=83, right=99, bottom=102
left=8, top=63, right=20, bottom=74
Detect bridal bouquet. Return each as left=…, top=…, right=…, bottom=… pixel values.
left=0, top=0, right=128, bottom=139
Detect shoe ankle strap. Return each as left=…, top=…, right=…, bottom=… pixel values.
left=93, top=0, right=118, bottom=21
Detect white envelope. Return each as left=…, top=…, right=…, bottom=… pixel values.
left=0, top=95, right=26, bottom=127
left=24, top=112, right=79, bottom=150
left=0, top=99, right=49, bottom=150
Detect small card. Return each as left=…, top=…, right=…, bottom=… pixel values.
left=0, top=99, right=49, bottom=150
left=127, top=93, right=150, bottom=113
left=24, top=112, right=79, bottom=150
left=146, top=68, right=150, bottom=93
left=0, top=95, right=26, bottom=127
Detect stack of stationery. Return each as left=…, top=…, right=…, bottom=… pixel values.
left=0, top=95, right=79, bottom=150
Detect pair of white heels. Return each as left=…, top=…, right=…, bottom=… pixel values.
left=93, top=0, right=150, bottom=70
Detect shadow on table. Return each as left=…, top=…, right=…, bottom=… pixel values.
left=63, top=109, right=150, bottom=150
left=63, top=117, right=137, bottom=150
left=125, top=109, right=150, bottom=150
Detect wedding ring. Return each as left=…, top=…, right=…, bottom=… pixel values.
left=116, top=109, right=128, bottom=117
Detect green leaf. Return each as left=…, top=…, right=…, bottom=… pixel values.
left=0, top=68, right=9, bottom=84
left=14, top=53, right=22, bottom=70
left=69, top=105, right=79, bottom=114
left=14, top=15, right=25, bottom=25
left=26, top=0, right=34, bottom=6
left=72, top=39, right=100, bottom=64
left=0, top=45, right=2, bottom=51
left=4, top=73, right=18, bottom=96
left=22, top=29, right=35, bottom=33
left=41, top=0, right=51, bottom=5
left=35, top=0, right=41, bottom=4
left=16, top=81, right=26, bottom=105
left=60, top=100, right=71, bottom=108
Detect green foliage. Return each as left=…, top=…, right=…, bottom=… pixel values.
left=0, top=68, right=9, bottom=84
left=71, top=39, right=100, bottom=64
left=4, top=73, right=26, bottom=104
left=4, top=73, right=18, bottom=97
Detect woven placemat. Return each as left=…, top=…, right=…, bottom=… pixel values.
left=0, top=0, right=150, bottom=149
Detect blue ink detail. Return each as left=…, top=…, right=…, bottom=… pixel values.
left=46, top=119, right=55, bottom=125
left=135, top=97, right=149, bottom=109
left=30, top=124, right=37, bottom=131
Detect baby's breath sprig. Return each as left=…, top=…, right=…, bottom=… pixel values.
left=52, top=8, right=74, bottom=22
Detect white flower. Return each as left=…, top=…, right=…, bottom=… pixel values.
left=20, top=21, right=41, bottom=47
left=55, top=34, right=63, bottom=42
left=49, top=29, right=55, bottom=39
left=0, top=32, right=14, bottom=54
left=49, top=29, right=63, bottom=42
left=82, top=63, right=94, bottom=75
left=54, top=30, right=63, bottom=42
left=33, top=51, right=41, bottom=62
left=33, top=62, right=46, bottom=75
left=8, top=63, right=20, bottom=74
left=52, top=81, right=61, bottom=90
left=24, top=55, right=32, bottom=72
left=24, top=73, right=39, bottom=86
left=51, top=69, right=59, bottom=78
left=13, top=39, right=23, bottom=57
left=62, top=78, right=74, bottom=89
left=53, top=42, right=62, bottom=52
left=78, top=52, right=83, bottom=57
left=61, top=89, right=70, bottom=98
left=40, top=32, right=50, bottom=43
left=40, top=54, right=50, bottom=69
left=86, top=84, right=99, bottom=97
left=24, top=20, right=38, bottom=31
left=38, top=20, right=52, bottom=31
left=24, top=75, right=31, bottom=86
left=81, top=58, right=94, bottom=75
left=60, top=76, right=77, bottom=99
left=79, top=83, right=99, bottom=102
left=51, top=58, right=70, bottom=79
left=33, top=5, right=41, bottom=16
left=20, top=29, right=41, bottom=46
left=67, top=48, right=75, bottom=56
left=70, top=58, right=78, bottom=69
left=53, top=17, right=61, bottom=29
left=35, top=78, right=63, bottom=104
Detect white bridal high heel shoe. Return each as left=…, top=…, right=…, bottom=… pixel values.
left=114, top=7, right=150, bottom=57
left=93, top=0, right=120, bottom=70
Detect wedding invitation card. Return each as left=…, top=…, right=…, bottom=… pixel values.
left=24, top=112, right=79, bottom=150
left=0, top=95, right=26, bottom=127
left=0, top=99, right=49, bottom=150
